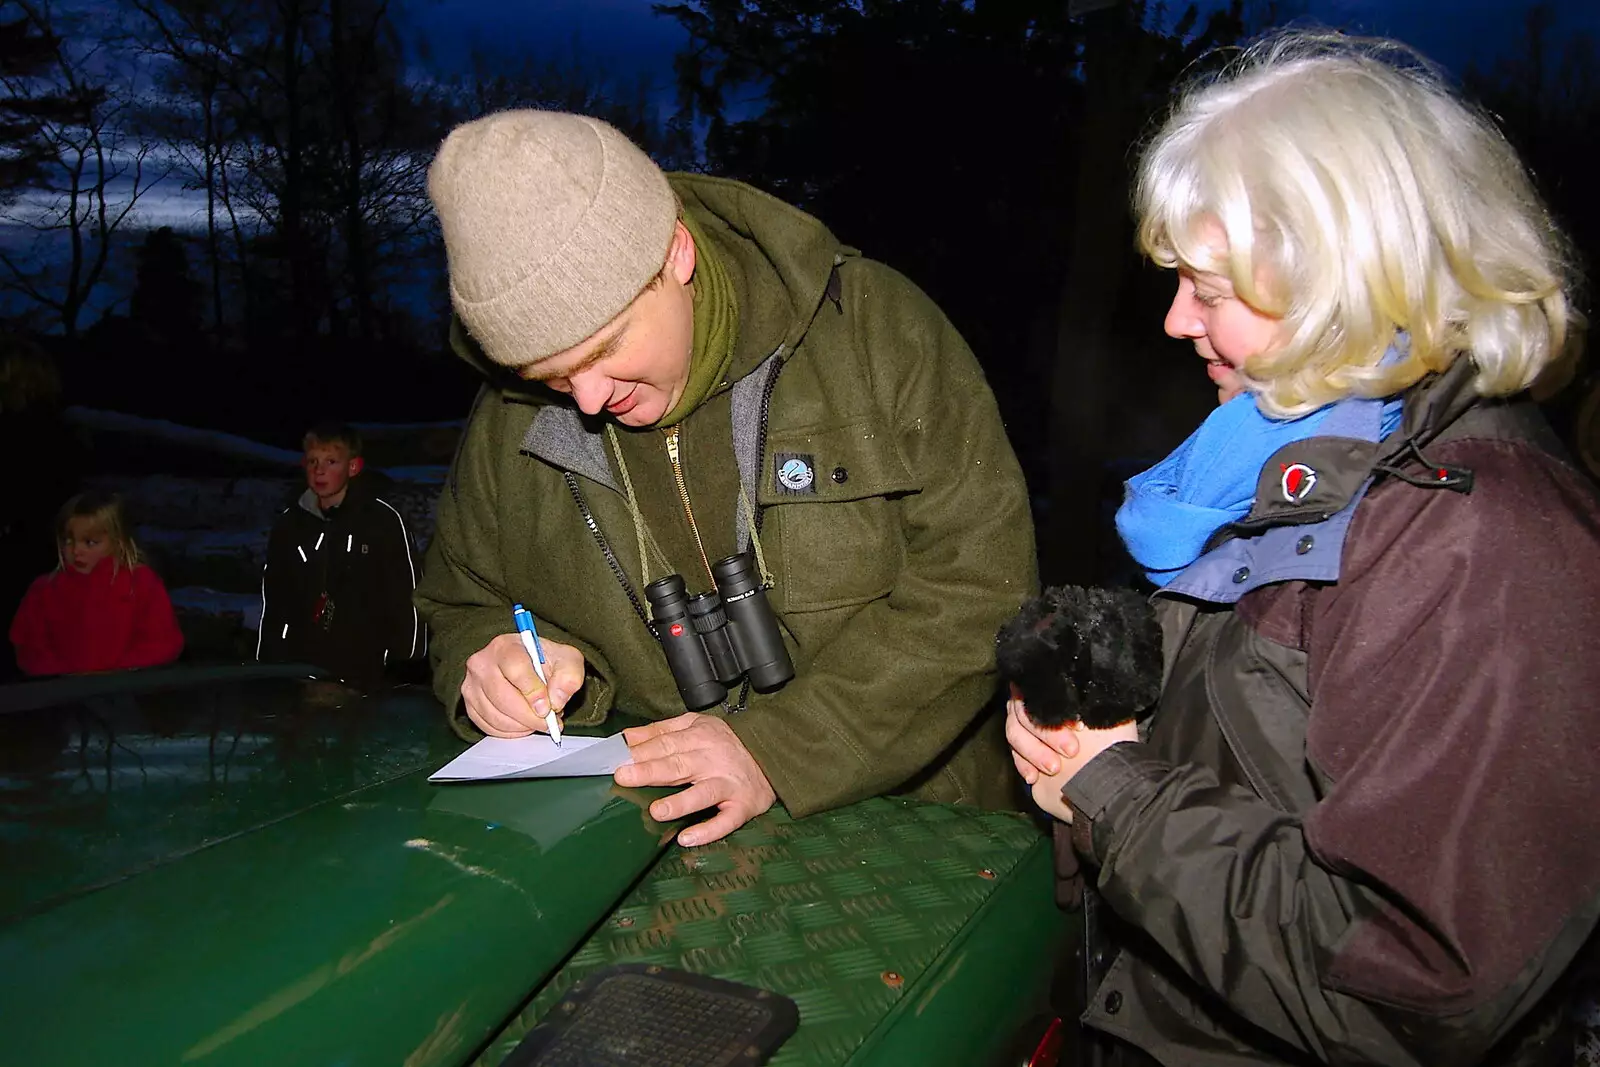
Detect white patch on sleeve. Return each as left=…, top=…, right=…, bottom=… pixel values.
left=375, top=498, right=421, bottom=659
left=255, top=569, right=268, bottom=660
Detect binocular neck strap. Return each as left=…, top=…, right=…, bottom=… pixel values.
left=737, top=483, right=774, bottom=589
left=605, top=423, right=669, bottom=587
left=603, top=424, right=775, bottom=591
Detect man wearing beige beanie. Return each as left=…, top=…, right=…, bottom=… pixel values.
left=418, top=109, right=1036, bottom=845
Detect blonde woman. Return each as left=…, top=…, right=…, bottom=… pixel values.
left=9, top=491, right=183, bottom=675
left=1006, top=31, right=1600, bottom=1067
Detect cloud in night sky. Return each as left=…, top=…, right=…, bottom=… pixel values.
left=8, top=0, right=1595, bottom=245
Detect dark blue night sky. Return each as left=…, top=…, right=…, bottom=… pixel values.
left=404, top=0, right=1600, bottom=90
left=407, top=0, right=687, bottom=86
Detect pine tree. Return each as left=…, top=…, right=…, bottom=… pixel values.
left=0, top=6, right=87, bottom=200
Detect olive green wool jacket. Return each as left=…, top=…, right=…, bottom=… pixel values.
left=416, top=175, right=1036, bottom=818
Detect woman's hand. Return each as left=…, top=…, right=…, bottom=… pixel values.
left=1006, top=684, right=1069, bottom=785
left=1027, top=719, right=1141, bottom=822
left=1008, top=684, right=1140, bottom=822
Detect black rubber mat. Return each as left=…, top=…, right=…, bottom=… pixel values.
left=504, top=964, right=800, bottom=1067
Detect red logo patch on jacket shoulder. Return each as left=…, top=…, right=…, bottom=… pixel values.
left=1281, top=462, right=1318, bottom=504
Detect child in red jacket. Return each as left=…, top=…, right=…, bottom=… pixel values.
left=9, top=491, right=184, bottom=676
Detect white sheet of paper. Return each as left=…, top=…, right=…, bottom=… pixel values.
left=429, top=732, right=632, bottom=782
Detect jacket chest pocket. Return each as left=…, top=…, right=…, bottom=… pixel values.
left=757, top=420, right=921, bottom=613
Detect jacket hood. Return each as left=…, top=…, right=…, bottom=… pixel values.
left=668, top=173, right=851, bottom=386
left=1391, top=355, right=1483, bottom=450
left=448, top=316, right=542, bottom=402
left=445, top=175, right=853, bottom=403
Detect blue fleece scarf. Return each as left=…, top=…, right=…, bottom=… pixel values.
left=1116, top=391, right=1404, bottom=587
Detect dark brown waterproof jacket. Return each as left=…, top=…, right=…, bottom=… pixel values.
left=1064, top=363, right=1600, bottom=1067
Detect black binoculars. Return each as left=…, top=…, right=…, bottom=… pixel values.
left=644, top=552, right=795, bottom=710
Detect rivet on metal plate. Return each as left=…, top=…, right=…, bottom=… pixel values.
left=616, top=916, right=635, bottom=927
left=978, top=868, right=997, bottom=880
left=882, top=971, right=904, bottom=988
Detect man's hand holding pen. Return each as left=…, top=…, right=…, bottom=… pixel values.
left=461, top=631, right=584, bottom=739
left=461, top=617, right=778, bottom=848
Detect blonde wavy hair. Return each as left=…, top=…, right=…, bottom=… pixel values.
left=1135, top=31, right=1582, bottom=417
left=56, top=491, right=141, bottom=575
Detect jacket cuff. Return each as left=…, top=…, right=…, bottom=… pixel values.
left=1063, top=741, right=1160, bottom=866
left=723, top=707, right=818, bottom=817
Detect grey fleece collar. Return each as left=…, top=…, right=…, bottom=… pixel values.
left=518, top=351, right=782, bottom=551
left=297, top=488, right=333, bottom=519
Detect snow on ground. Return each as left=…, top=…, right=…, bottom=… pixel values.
left=168, top=587, right=263, bottom=632
left=66, top=407, right=304, bottom=469
left=113, top=476, right=297, bottom=531
left=381, top=465, right=449, bottom=485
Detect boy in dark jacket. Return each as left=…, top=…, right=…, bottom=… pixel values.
left=257, top=422, right=421, bottom=688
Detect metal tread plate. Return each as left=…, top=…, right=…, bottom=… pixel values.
left=473, top=796, right=1045, bottom=1067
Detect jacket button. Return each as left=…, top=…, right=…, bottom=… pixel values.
left=831, top=466, right=849, bottom=484
left=1232, top=566, right=1251, bottom=584
left=1104, top=990, right=1123, bottom=1014
left=1295, top=535, right=1315, bottom=555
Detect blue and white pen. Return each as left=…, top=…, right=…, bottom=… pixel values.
left=512, top=603, right=561, bottom=746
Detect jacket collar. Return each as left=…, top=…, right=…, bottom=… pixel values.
left=296, top=473, right=376, bottom=520
left=1390, top=356, right=1482, bottom=452
left=1162, top=362, right=1483, bottom=605
left=520, top=407, right=613, bottom=491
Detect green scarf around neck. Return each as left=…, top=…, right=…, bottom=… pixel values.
left=655, top=213, right=739, bottom=428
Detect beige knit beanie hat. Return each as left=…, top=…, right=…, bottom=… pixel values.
left=427, top=110, right=678, bottom=367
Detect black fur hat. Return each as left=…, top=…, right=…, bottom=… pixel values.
left=995, top=586, right=1163, bottom=730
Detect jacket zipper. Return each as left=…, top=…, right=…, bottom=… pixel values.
left=752, top=354, right=786, bottom=535
left=557, top=301, right=802, bottom=635
left=563, top=471, right=652, bottom=630
left=663, top=425, right=716, bottom=584
left=723, top=353, right=788, bottom=716
left=550, top=266, right=831, bottom=711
